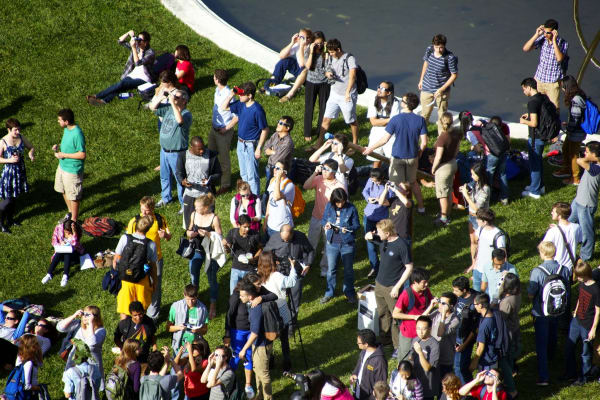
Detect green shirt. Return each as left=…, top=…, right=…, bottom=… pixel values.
left=168, top=303, right=206, bottom=346
left=59, top=125, right=86, bottom=174
left=155, top=104, right=192, bottom=151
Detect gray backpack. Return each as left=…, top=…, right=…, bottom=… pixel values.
left=139, top=376, right=163, bottom=400
left=73, top=364, right=99, bottom=400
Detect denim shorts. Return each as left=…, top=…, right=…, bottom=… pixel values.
left=468, top=215, right=479, bottom=230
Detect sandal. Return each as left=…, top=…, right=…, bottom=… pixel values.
left=279, top=95, right=291, bottom=103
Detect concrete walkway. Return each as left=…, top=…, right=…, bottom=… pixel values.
left=162, top=0, right=599, bottom=142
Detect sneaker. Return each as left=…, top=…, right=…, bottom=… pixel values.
left=60, top=274, right=68, bottom=287
left=434, top=217, right=450, bottom=227
left=500, top=198, right=509, bottom=206
left=244, top=385, right=256, bottom=399
left=417, top=207, right=426, bottom=215
left=156, top=199, right=169, bottom=208
left=391, top=349, right=398, bottom=359
left=563, top=178, right=580, bottom=186
left=553, top=170, right=571, bottom=178
left=521, top=190, right=541, bottom=199
left=320, top=296, right=332, bottom=304
left=41, top=274, right=52, bottom=284
left=177, top=206, right=184, bottom=215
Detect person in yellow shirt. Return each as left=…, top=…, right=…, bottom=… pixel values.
left=126, top=196, right=171, bottom=321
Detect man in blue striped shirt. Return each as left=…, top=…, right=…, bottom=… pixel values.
left=417, top=34, right=458, bottom=134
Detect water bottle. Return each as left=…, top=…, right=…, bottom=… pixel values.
left=324, top=132, right=334, bottom=140
left=118, top=92, right=133, bottom=99
left=143, top=263, right=150, bottom=273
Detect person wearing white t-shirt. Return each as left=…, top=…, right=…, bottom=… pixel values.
left=264, top=161, right=295, bottom=239
left=470, top=208, right=506, bottom=292
left=208, top=69, right=239, bottom=194
left=309, top=133, right=352, bottom=189
left=367, top=82, right=400, bottom=168
left=542, top=202, right=582, bottom=273
left=261, top=29, right=313, bottom=93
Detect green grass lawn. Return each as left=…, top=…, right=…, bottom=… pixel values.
left=1, top=1, right=600, bottom=399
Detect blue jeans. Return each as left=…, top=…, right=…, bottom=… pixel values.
left=96, top=77, right=146, bottom=103
left=363, top=216, right=380, bottom=273
left=237, top=140, right=260, bottom=196
left=565, top=317, right=594, bottom=380
left=454, top=339, right=474, bottom=385
left=486, top=153, right=509, bottom=200
left=189, top=251, right=219, bottom=302
left=527, top=137, right=545, bottom=195
left=230, top=268, right=248, bottom=295
left=266, top=226, right=278, bottom=240
left=533, top=315, right=558, bottom=382
left=324, top=242, right=356, bottom=299
left=160, top=149, right=184, bottom=205
left=264, top=57, right=303, bottom=90
left=569, top=200, right=597, bottom=261
left=472, top=270, right=482, bottom=292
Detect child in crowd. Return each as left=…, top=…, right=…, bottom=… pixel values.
left=362, top=168, right=392, bottom=277
left=15, top=334, right=42, bottom=397
left=42, top=219, right=85, bottom=287
left=388, top=360, right=424, bottom=400
left=114, top=339, right=141, bottom=396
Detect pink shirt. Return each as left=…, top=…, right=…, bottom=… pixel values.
left=305, top=175, right=345, bottom=219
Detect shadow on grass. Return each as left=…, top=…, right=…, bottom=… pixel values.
left=0, top=95, right=33, bottom=121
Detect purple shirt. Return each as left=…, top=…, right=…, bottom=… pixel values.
left=533, top=35, right=568, bottom=83
left=362, top=180, right=392, bottom=221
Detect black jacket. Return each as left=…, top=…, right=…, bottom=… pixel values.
left=175, top=149, right=221, bottom=194
left=225, top=287, right=277, bottom=337
left=263, top=231, right=315, bottom=275
left=352, top=346, right=388, bottom=400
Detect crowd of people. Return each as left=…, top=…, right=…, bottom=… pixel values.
left=1, top=14, right=600, bottom=400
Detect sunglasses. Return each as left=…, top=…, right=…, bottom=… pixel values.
left=274, top=166, right=283, bottom=171
left=240, top=194, right=249, bottom=198
left=83, top=312, right=93, bottom=317
left=322, top=167, right=334, bottom=173
left=37, top=323, right=48, bottom=328
left=278, top=121, right=290, bottom=128
left=5, top=317, right=17, bottom=321
left=332, top=141, right=342, bottom=146
left=544, top=31, right=553, bottom=36
left=173, top=95, right=182, bottom=100
left=377, top=86, right=389, bottom=92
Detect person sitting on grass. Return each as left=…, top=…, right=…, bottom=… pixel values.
left=174, top=44, right=195, bottom=95
left=41, top=218, right=85, bottom=287
left=261, top=29, right=313, bottom=94
left=87, top=30, right=155, bottom=105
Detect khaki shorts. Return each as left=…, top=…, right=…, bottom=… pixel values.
left=390, top=157, right=417, bottom=184
left=434, top=159, right=457, bottom=198
left=54, top=167, right=83, bottom=201
left=536, top=80, right=560, bottom=109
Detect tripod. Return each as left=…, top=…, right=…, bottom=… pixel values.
left=286, top=285, right=308, bottom=369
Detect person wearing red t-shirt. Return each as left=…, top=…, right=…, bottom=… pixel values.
left=176, top=341, right=210, bottom=400
left=392, top=267, right=434, bottom=360
left=458, top=369, right=507, bottom=400
left=175, top=45, right=195, bottom=94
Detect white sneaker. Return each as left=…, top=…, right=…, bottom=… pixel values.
left=244, top=385, right=255, bottom=399
left=41, top=274, right=52, bottom=284
left=60, top=274, right=69, bottom=287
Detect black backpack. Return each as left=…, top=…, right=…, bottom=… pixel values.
left=535, top=95, right=560, bottom=142
left=480, top=123, right=510, bottom=157
left=117, top=234, right=150, bottom=283
left=457, top=300, right=480, bottom=341
left=342, top=54, right=368, bottom=95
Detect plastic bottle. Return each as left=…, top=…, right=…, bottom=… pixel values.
left=118, top=93, right=133, bottom=99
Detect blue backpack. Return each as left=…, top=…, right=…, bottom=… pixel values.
left=582, top=98, right=600, bottom=134
left=4, top=364, right=30, bottom=400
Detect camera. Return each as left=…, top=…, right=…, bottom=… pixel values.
left=184, top=323, right=198, bottom=330
left=163, top=91, right=170, bottom=97
left=386, top=181, right=396, bottom=189
left=276, top=255, right=294, bottom=276
left=233, top=86, right=245, bottom=95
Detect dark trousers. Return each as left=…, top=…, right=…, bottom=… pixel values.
left=96, top=77, right=146, bottom=103
left=0, top=198, right=16, bottom=225
left=304, top=81, right=330, bottom=138
left=534, top=315, right=558, bottom=382
left=47, top=253, right=74, bottom=277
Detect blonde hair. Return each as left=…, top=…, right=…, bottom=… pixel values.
left=115, top=339, right=140, bottom=369
left=194, top=193, right=215, bottom=209
left=139, top=196, right=155, bottom=210
left=236, top=180, right=250, bottom=192
left=82, top=305, right=104, bottom=329
left=375, top=219, right=396, bottom=236
left=136, top=215, right=154, bottom=233
left=440, top=112, right=453, bottom=132
left=17, top=334, right=42, bottom=366
left=538, top=241, right=556, bottom=259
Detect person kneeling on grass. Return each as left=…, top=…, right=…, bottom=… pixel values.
left=41, top=219, right=85, bottom=287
